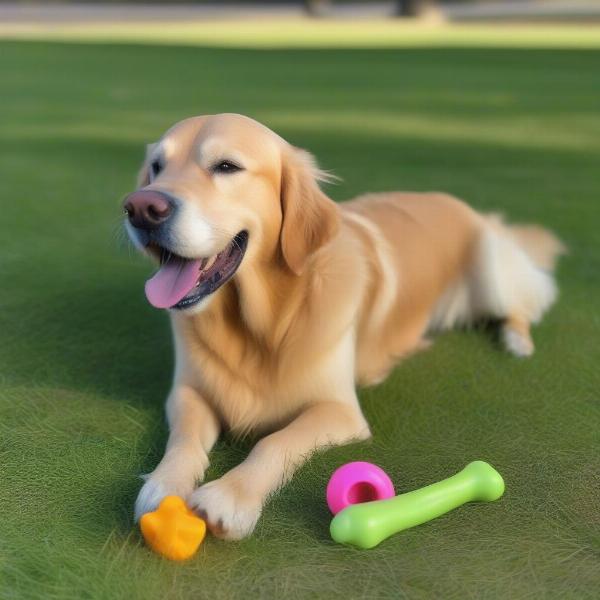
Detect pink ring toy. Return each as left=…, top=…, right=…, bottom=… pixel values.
left=326, top=461, right=395, bottom=515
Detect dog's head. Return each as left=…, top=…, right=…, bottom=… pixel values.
left=124, top=114, right=339, bottom=313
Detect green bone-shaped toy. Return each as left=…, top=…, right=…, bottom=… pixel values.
left=330, top=461, right=504, bottom=549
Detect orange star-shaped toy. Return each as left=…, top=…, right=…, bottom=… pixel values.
left=140, top=495, right=206, bottom=560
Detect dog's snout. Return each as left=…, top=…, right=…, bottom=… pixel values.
left=124, top=190, right=173, bottom=230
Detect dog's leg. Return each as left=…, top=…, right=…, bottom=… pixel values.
left=501, top=315, right=534, bottom=357
left=134, top=385, right=220, bottom=521
left=189, top=400, right=370, bottom=540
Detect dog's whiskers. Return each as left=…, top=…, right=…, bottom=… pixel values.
left=111, top=217, right=141, bottom=261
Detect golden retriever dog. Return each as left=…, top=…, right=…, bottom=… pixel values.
left=124, top=113, right=564, bottom=539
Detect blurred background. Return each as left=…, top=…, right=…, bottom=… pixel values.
left=2, top=0, right=600, bottom=20
left=1, top=2, right=599, bottom=600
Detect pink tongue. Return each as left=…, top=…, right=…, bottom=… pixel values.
left=145, top=257, right=202, bottom=309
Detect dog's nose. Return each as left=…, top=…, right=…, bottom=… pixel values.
left=123, top=190, right=173, bottom=230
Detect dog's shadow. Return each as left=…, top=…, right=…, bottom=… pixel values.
left=7, top=265, right=177, bottom=535
left=11, top=274, right=331, bottom=540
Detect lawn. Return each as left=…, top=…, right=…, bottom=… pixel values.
left=0, top=22, right=599, bottom=600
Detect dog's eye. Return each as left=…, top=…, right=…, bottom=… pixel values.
left=212, top=160, right=243, bottom=175
left=150, top=159, right=163, bottom=179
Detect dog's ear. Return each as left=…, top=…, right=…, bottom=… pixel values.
left=136, top=143, right=157, bottom=188
left=280, top=147, right=340, bottom=275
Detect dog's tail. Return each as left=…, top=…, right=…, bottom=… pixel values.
left=486, top=213, right=567, bottom=272
left=506, top=223, right=567, bottom=272
left=430, top=211, right=565, bottom=356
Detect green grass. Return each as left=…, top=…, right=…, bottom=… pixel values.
left=1, top=24, right=599, bottom=599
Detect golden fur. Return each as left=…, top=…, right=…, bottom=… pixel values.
left=128, top=114, right=563, bottom=539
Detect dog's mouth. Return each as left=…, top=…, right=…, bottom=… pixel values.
left=144, top=231, right=249, bottom=310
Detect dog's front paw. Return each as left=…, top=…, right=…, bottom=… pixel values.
left=189, top=476, right=263, bottom=541
left=134, top=478, right=169, bottom=522
left=134, top=446, right=209, bottom=522
left=134, top=472, right=197, bottom=522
